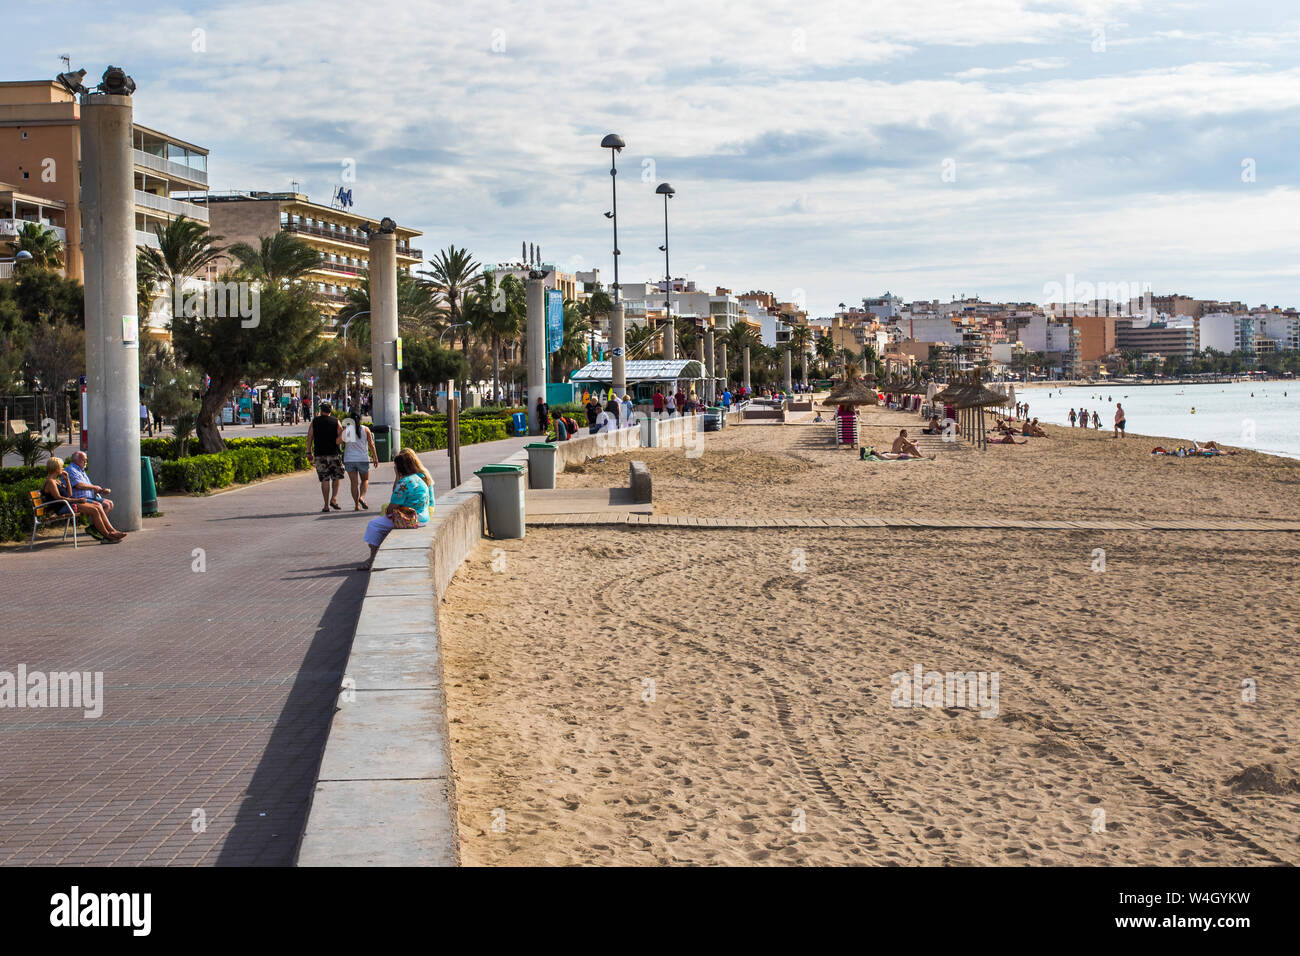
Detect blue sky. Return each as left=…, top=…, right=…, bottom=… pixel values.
left=10, top=0, right=1300, bottom=316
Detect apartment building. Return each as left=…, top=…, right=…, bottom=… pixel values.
left=0, top=79, right=209, bottom=282
left=0, top=181, right=67, bottom=278
left=1115, top=319, right=1196, bottom=360
left=1070, top=315, right=1117, bottom=362
left=196, top=191, right=422, bottom=327
left=484, top=260, right=577, bottom=302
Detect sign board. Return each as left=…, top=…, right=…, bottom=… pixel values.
left=122, top=314, right=138, bottom=348
left=395, top=337, right=403, bottom=371
left=611, top=346, right=625, bottom=357
left=545, top=289, right=563, bottom=354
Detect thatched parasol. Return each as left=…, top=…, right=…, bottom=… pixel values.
left=952, top=384, right=1010, bottom=408
left=824, top=364, right=879, bottom=406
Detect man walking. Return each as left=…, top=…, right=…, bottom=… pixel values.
left=1113, top=402, right=1126, bottom=438
left=306, top=402, right=345, bottom=512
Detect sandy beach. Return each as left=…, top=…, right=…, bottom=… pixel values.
left=439, top=405, right=1300, bottom=865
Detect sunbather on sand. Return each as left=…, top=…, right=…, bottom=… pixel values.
left=861, top=446, right=936, bottom=461
left=992, top=433, right=1027, bottom=444
left=1023, top=418, right=1048, bottom=438
left=892, top=430, right=924, bottom=457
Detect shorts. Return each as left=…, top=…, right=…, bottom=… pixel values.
left=314, top=455, right=345, bottom=481
left=344, top=459, right=371, bottom=475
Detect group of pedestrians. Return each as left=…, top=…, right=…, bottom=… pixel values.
left=1068, top=407, right=1102, bottom=430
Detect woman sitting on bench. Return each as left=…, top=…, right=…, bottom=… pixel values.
left=43, top=457, right=125, bottom=542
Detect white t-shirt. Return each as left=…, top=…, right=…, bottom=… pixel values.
left=342, top=421, right=372, bottom=462
left=596, top=410, right=614, bottom=433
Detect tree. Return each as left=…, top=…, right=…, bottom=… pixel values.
left=22, top=318, right=84, bottom=438
left=789, top=324, right=813, bottom=383
left=402, top=334, right=470, bottom=392
left=422, top=245, right=480, bottom=353
left=6, top=222, right=64, bottom=269
left=816, top=334, right=836, bottom=374
left=5, top=267, right=83, bottom=328
left=464, top=272, right=525, bottom=404
left=587, top=289, right=613, bottom=335
left=172, top=279, right=330, bottom=453
left=136, top=216, right=226, bottom=323
left=139, top=339, right=200, bottom=425
left=228, top=232, right=322, bottom=286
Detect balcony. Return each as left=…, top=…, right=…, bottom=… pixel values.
left=135, top=190, right=209, bottom=222
left=0, top=218, right=66, bottom=242
left=315, top=258, right=366, bottom=277
left=136, top=230, right=161, bottom=250
left=133, top=149, right=208, bottom=188
left=282, top=221, right=421, bottom=259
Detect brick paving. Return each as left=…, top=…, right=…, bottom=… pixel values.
left=0, top=435, right=528, bottom=865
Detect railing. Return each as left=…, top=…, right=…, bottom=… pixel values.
left=136, top=230, right=161, bottom=250
left=132, top=149, right=208, bottom=187
left=0, top=261, right=13, bottom=280
left=316, top=258, right=365, bottom=277
left=134, top=190, right=209, bottom=221
left=282, top=221, right=421, bottom=259
left=0, top=219, right=67, bottom=241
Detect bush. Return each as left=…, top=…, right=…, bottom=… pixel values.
left=155, top=454, right=236, bottom=494
left=141, top=434, right=305, bottom=461
left=0, top=475, right=43, bottom=541
left=0, top=466, right=45, bottom=487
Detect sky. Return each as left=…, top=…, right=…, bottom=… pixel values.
left=10, top=0, right=1300, bottom=317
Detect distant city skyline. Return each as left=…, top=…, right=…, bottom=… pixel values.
left=9, top=0, right=1300, bottom=316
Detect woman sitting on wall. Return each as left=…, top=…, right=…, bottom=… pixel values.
left=359, top=448, right=434, bottom=571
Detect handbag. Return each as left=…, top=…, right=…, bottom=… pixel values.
left=389, top=505, right=420, bottom=529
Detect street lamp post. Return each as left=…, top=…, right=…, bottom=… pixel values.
left=340, top=309, right=368, bottom=413
left=656, top=183, right=675, bottom=362
left=602, top=133, right=627, bottom=397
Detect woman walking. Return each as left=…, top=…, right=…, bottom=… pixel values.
left=359, top=448, right=434, bottom=570
left=342, top=412, right=379, bottom=511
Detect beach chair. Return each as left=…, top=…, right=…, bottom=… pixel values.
left=27, top=490, right=79, bottom=550
left=835, top=411, right=859, bottom=448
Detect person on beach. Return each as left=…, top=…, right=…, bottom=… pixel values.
left=676, top=388, right=686, bottom=414
left=359, top=448, right=434, bottom=571
left=923, top=415, right=943, bottom=435
left=1114, top=403, right=1126, bottom=438
left=891, top=429, right=923, bottom=457
left=306, top=402, right=345, bottom=513
left=595, top=404, right=615, bottom=433
left=666, top=391, right=676, bottom=416
left=1069, top=409, right=1077, bottom=427
left=1092, top=411, right=1101, bottom=429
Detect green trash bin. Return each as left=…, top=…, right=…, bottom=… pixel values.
left=372, top=424, right=393, bottom=462
left=475, top=463, right=526, bottom=539
left=140, top=456, right=158, bottom=515
left=525, top=442, right=557, bottom=490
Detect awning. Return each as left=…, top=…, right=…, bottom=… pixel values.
left=570, top=359, right=705, bottom=383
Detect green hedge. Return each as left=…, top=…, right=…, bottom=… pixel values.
left=400, top=419, right=509, bottom=453
left=154, top=441, right=308, bottom=494
left=1, top=466, right=46, bottom=487
left=0, top=476, right=44, bottom=542
left=142, top=435, right=306, bottom=461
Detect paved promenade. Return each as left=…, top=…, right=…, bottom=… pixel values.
left=0, top=434, right=528, bottom=865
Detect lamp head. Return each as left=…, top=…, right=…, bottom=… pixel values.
left=56, top=69, right=88, bottom=95
left=604, top=211, right=614, bottom=219
left=98, top=66, right=136, bottom=96
left=15, top=250, right=33, bottom=262
left=656, top=182, right=675, bottom=197
left=378, top=217, right=397, bottom=234
left=600, top=133, right=626, bottom=151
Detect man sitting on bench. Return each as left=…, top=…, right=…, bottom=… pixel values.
left=65, top=451, right=114, bottom=515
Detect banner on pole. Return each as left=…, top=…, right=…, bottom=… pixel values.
left=545, top=290, right=563, bottom=354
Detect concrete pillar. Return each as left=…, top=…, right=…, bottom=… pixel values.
left=610, top=302, right=626, bottom=398
left=662, top=317, right=675, bottom=360
left=527, top=278, right=546, bottom=434
left=695, top=337, right=705, bottom=402
left=704, top=328, right=716, bottom=403
left=783, top=349, right=793, bottom=393
left=743, top=345, right=751, bottom=390
left=368, top=229, right=400, bottom=454
left=719, top=343, right=728, bottom=394
left=801, top=346, right=809, bottom=386
left=81, top=93, right=141, bottom=531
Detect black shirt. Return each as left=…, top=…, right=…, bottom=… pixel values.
left=311, top=414, right=341, bottom=456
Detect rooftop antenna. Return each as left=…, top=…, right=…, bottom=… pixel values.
left=291, top=179, right=300, bottom=195
left=60, top=55, right=71, bottom=72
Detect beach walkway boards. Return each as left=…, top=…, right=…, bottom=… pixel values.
left=527, top=514, right=1300, bottom=532
left=0, top=434, right=529, bottom=866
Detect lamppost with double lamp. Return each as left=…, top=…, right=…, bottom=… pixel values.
left=601, top=134, right=625, bottom=302
left=340, top=310, right=368, bottom=412
left=656, top=182, right=675, bottom=357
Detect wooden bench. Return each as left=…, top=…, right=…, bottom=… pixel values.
left=27, top=490, right=80, bottom=550
left=6, top=419, right=28, bottom=439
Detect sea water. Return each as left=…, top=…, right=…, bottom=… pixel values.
left=1018, top=381, right=1300, bottom=460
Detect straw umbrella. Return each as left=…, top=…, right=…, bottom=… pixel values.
left=952, top=377, right=1010, bottom=450
left=823, top=364, right=877, bottom=447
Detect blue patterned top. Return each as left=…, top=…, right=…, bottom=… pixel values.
left=391, top=474, right=433, bottom=523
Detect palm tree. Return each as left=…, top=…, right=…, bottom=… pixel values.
left=6, top=221, right=63, bottom=269
left=422, top=245, right=480, bottom=353
left=464, top=272, right=525, bottom=404
left=789, top=324, right=813, bottom=383
left=228, top=232, right=321, bottom=286
left=137, top=215, right=227, bottom=315
left=816, top=335, right=836, bottom=375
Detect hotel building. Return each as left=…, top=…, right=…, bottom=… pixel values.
left=194, top=191, right=423, bottom=331
left=0, top=79, right=210, bottom=282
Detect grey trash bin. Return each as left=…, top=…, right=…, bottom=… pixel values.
left=525, top=442, right=557, bottom=489
left=475, top=463, right=526, bottom=539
